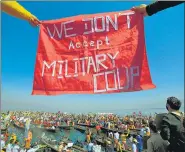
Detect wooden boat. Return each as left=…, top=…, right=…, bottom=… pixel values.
left=34, top=126, right=57, bottom=133
left=77, top=123, right=96, bottom=128
left=13, top=121, right=25, bottom=130
left=41, top=138, right=86, bottom=152
left=74, top=126, right=86, bottom=133
left=73, top=145, right=87, bottom=152
left=100, top=127, right=121, bottom=133
left=100, top=127, right=137, bottom=135
left=58, top=125, right=72, bottom=130
left=13, top=121, right=57, bottom=133
left=41, top=138, right=59, bottom=151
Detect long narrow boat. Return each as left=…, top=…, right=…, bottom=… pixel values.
left=77, top=123, right=96, bottom=128
left=74, top=126, right=86, bottom=133
left=40, top=138, right=59, bottom=151
left=13, top=121, right=57, bottom=133
left=41, top=138, right=87, bottom=152
left=13, top=121, right=25, bottom=130
left=33, top=125, right=57, bottom=133
left=100, top=127, right=137, bottom=135
left=73, top=145, right=87, bottom=152
left=58, top=125, right=72, bottom=130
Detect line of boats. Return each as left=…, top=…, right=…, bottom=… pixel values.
left=12, top=121, right=88, bottom=133
left=8, top=121, right=140, bottom=135
left=1, top=121, right=141, bottom=152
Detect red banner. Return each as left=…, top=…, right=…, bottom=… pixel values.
left=32, top=10, right=156, bottom=95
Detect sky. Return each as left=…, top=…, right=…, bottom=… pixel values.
left=1, top=1, right=184, bottom=114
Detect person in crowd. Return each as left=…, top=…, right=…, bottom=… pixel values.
left=96, top=124, right=101, bottom=135
left=160, top=97, right=184, bottom=152
left=114, top=131, right=120, bottom=140
left=105, top=138, right=114, bottom=152
left=121, top=130, right=128, bottom=150
left=136, top=131, right=143, bottom=152
left=115, top=139, right=123, bottom=152
left=1, top=1, right=40, bottom=26
left=131, top=1, right=184, bottom=16
left=147, top=121, right=169, bottom=152
left=1, top=135, right=5, bottom=151
left=12, top=140, right=20, bottom=152
left=10, top=133, right=17, bottom=144
left=58, top=141, right=65, bottom=152
left=92, top=141, right=101, bottom=152
left=131, top=138, right=138, bottom=152
left=25, top=129, right=33, bottom=150
left=6, top=139, right=14, bottom=152
left=4, top=130, right=9, bottom=143
left=86, top=132, right=91, bottom=143
left=87, top=142, right=94, bottom=152
left=108, top=131, right=113, bottom=138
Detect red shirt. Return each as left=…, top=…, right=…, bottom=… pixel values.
left=96, top=125, right=101, bottom=130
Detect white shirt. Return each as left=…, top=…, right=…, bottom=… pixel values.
left=114, top=132, right=119, bottom=140
left=1, top=140, right=5, bottom=150
left=12, top=145, right=20, bottom=152
left=6, top=144, right=13, bottom=152
left=109, top=132, right=113, bottom=138
left=132, top=143, right=137, bottom=152
left=92, top=145, right=101, bottom=152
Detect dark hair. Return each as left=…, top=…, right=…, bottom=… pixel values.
left=183, top=117, right=185, bottom=128
left=149, top=121, right=157, bottom=133
left=15, top=140, right=19, bottom=144
left=167, top=97, right=181, bottom=110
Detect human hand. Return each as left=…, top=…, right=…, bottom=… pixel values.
left=28, top=15, right=41, bottom=27
left=131, top=4, right=148, bottom=16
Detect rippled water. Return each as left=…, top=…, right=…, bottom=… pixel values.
left=8, top=125, right=86, bottom=146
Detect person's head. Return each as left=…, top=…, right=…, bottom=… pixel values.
left=149, top=121, right=157, bottom=133
left=9, top=139, right=14, bottom=144
left=15, top=140, right=19, bottom=144
left=12, top=133, right=15, bottom=136
left=132, top=138, right=138, bottom=144
left=166, top=97, right=181, bottom=111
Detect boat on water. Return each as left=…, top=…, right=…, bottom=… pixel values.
left=74, top=126, right=86, bottom=133
left=77, top=123, right=96, bottom=128
left=13, top=121, right=25, bottom=130
left=40, top=136, right=87, bottom=152
left=58, top=125, right=73, bottom=130
left=34, top=125, right=58, bottom=133
left=100, top=127, right=138, bottom=135
left=13, top=121, right=58, bottom=133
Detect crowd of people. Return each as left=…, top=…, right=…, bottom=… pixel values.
left=1, top=97, right=185, bottom=152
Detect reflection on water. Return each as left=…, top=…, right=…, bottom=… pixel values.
left=8, top=125, right=86, bottom=146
